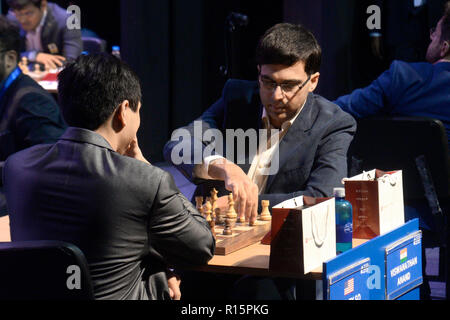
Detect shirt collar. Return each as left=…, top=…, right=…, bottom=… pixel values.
left=59, top=127, right=115, bottom=152
left=261, top=97, right=308, bottom=132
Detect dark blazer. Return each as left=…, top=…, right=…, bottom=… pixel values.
left=163, top=79, right=357, bottom=208
left=4, top=128, right=215, bottom=300
left=0, top=71, right=67, bottom=216
left=334, top=61, right=450, bottom=147
left=7, top=2, right=83, bottom=61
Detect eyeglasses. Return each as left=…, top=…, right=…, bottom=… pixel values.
left=259, top=74, right=311, bottom=96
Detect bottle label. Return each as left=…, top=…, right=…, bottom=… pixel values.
left=337, top=223, right=353, bottom=243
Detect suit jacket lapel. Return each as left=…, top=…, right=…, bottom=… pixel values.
left=41, top=8, right=55, bottom=52
left=265, top=93, right=317, bottom=192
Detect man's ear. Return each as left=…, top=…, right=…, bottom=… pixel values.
left=114, top=100, right=130, bottom=131
left=308, top=72, right=320, bottom=92
left=441, top=41, right=450, bottom=59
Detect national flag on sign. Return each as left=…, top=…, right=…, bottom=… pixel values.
left=344, top=278, right=354, bottom=296
left=400, top=248, right=408, bottom=263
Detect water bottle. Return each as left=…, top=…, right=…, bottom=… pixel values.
left=334, top=188, right=353, bottom=254
left=112, top=46, right=121, bottom=59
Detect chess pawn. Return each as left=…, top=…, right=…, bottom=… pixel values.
left=259, top=200, right=272, bottom=221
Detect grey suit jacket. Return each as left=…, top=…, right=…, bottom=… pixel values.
left=164, top=79, right=357, bottom=208
left=4, top=128, right=215, bottom=300
left=7, top=2, right=83, bottom=61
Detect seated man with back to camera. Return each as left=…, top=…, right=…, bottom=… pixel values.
left=6, top=0, right=83, bottom=70
left=164, top=23, right=356, bottom=299
left=3, top=53, right=215, bottom=300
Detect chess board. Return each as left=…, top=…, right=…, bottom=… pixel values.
left=213, top=219, right=271, bottom=256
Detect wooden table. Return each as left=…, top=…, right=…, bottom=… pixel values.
left=194, top=239, right=369, bottom=280
left=195, top=242, right=323, bottom=280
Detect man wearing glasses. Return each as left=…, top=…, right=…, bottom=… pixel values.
left=164, top=23, right=356, bottom=299
left=165, top=23, right=356, bottom=227
left=6, top=0, right=82, bottom=70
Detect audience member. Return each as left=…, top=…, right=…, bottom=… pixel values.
left=6, top=0, right=82, bottom=69
left=335, top=1, right=450, bottom=147
left=0, top=15, right=66, bottom=216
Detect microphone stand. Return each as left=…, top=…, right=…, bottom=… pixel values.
left=220, top=12, right=249, bottom=79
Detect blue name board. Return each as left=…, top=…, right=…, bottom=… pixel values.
left=385, top=231, right=423, bottom=300
left=328, top=258, right=371, bottom=300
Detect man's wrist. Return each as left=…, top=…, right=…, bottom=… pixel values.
left=208, top=157, right=230, bottom=180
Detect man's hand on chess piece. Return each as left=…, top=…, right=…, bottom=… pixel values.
left=208, top=159, right=258, bottom=224
left=124, top=138, right=150, bottom=164
left=36, top=53, right=66, bottom=70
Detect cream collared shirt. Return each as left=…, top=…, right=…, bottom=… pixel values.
left=195, top=99, right=307, bottom=194
left=247, top=101, right=306, bottom=194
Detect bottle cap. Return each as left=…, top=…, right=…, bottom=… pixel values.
left=112, top=46, right=120, bottom=51
left=333, top=188, right=345, bottom=198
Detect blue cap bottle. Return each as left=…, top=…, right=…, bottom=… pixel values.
left=334, top=188, right=353, bottom=254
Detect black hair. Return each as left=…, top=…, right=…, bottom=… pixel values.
left=58, top=54, right=142, bottom=131
left=6, top=0, right=43, bottom=10
left=255, top=23, right=322, bottom=75
left=0, top=15, right=21, bottom=57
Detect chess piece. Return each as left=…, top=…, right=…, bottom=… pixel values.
left=204, top=200, right=213, bottom=223
left=226, top=194, right=237, bottom=220
left=226, top=194, right=238, bottom=228
left=215, top=207, right=224, bottom=225
left=210, top=188, right=218, bottom=207
left=259, top=200, right=272, bottom=221
left=34, top=64, right=41, bottom=73
left=20, top=57, right=29, bottom=74
left=210, top=188, right=218, bottom=220
left=223, top=217, right=233, bottom=235
left=204, top=200, right=216, bottom=238
left=195, top=196, right=204, bottom=216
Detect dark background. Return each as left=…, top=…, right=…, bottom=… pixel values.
left=1, top=0, right=446, bottom=162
